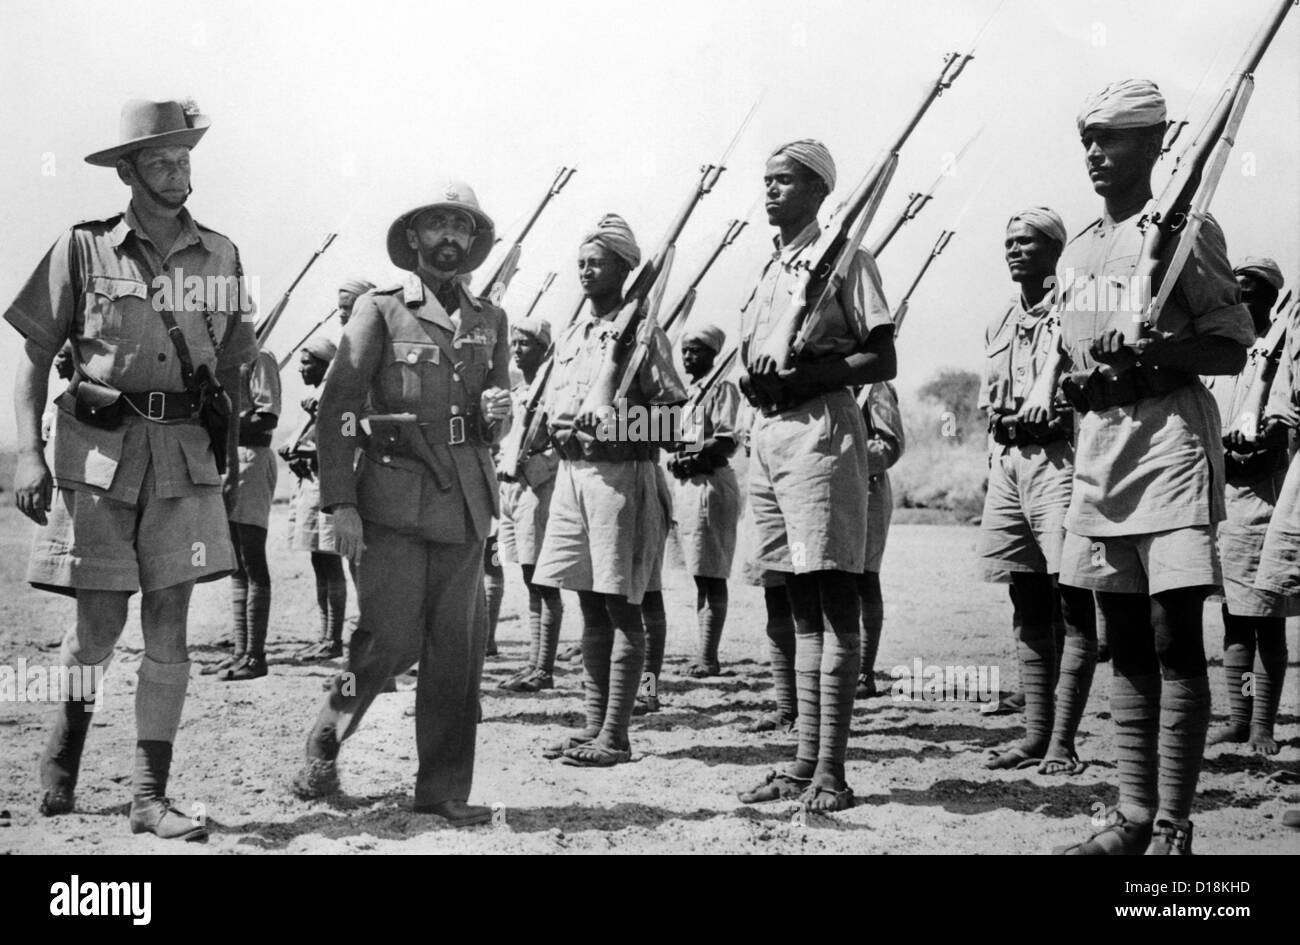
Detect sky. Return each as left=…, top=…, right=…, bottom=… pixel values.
left=1, top=0, right=1297, bottom=446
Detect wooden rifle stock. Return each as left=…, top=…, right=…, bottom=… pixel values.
left=1234, top=302, right=1293, bottom=444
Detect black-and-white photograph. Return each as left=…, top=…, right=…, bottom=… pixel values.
left=1, top=0, right=1298, bottom=871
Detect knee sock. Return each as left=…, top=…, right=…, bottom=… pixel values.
left=1048, top=584, right=1097, bottom=752
left=603, top=596, right=646, bottom=748
left=1251, top=618, right=1287, bottom=736
left=694, top=577, right=728, bottom=666
left=229, top=573, right=249, bottom=655
left=247, top=582, right=271, bottom=658
left=41, top=634, right=113, bottom=792
left=1111, top=673, right=1162, bottom=821
left=537, top=588, right=563, bottom=675
left=1157, top=676, right=1212, bottom=823
left=133, top=657, right=191, bottom=799
left=764, top=586, right=797, bottom=723
left=578, top=593, right=613, bottom=737
left=642, top=590, right=666, bottom=679
left=1220, top=608, right=1255, bottom=729
left=314, top=575, right=330, bottom=641
left=816, top=573, right=862, bottom=784
left=786, top=576, right=828, bottom=780
left=325, top=576, right=347, bottom=646
left=484, top=570, right=505, bottom=651
left=521, top=565, right=541, bottom=668
left=857, top=571, right=883, bottom=679
left=1012, top=575, right=1057, bottom=750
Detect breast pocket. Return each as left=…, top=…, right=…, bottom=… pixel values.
left=982, top=334, right=1013, bottom=412
left=85, top=275, right=149, bottom=341
left=386, top=341, right=440, bottom=405
left=1097, top=253, right=1141, bottom=337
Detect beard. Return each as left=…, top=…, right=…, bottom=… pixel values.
left=138, top=175, right=190, bottom=210
left=423, top=241, right=467, bottom=272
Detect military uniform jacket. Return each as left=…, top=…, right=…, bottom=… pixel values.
left=317, top=271, right=511, bottom=543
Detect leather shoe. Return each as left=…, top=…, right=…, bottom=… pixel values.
left=39, top=786, right=75, bottom=817
left=414, top=799, right=492, bottom=827
left=129, top=796, right=209, bottom=841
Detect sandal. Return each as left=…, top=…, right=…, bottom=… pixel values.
left=561, top=742, right=632, bottom=767
left=984, top=746, right=1044, bottom=770
left=542, top=733, right=595, bottom=760
left=740, top=713, right=797, bottom=734
left=1037, top=752, right=1087, bottom=776
left=799, top=783, right=855, bottom=812
left=1052, top=808, right=1152, bottom=855
left=738, top=770, right=810, bottom=804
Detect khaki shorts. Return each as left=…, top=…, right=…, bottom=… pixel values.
left=1058, top=525, right=1221, bottom=596
left=673, top=465, right=741, bottom=579
left=863, top=472, right=893, bottom=574
left=229, top=445, right=277, bottom=528
left=29, top=468, right=235, bottom=596
left=1256, top=455, right=1300, bottom=598
left=498, top=477, right=555, bottom=567
left=533, top=458, right=671, bottom=605
left=977, top=440, right=1073, bottom=579
left=748, top=389, right=870, bottom=574
left=287, top=477, right=339, bottom=554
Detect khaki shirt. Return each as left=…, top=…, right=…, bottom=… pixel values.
left=682, top=377, right=740, bottom=448
left=980, top=291, right=1058, bottom=417
left=1264, top=304, right=1300, bottom=429
left=244, top=348, right=282, bottom=420
left=510, top=376, right=561, bottom=488
left=545, top=301, right=687, bottom=435
left=4, top=205, right=258, bottom=504
left=740, top=220, right=892, bottom=368
left=1055, top=212, right=1253, bottom=536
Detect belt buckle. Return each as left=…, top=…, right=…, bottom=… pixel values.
left=449, top=415, right=466, bottom=445
left=147, top=391, right=165, bottom=421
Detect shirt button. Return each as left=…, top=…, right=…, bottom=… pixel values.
left=406, top=352, right=418, bottom=364
left=452, top=373, right=460, bottom=382
left=453, top=339, right=464, bottom=349
left=382, top=455, right=391, bottom=464
left=451, top=405, right=461, bottom=416
left=158, top=353, right=167, bottom=362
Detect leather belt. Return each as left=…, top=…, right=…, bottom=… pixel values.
left=239, top=431, right=273, bottom=448
left=122, top=390, right=199, bottom=421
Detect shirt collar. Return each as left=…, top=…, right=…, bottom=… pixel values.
left=772, top=219, right=821, bottom=264
left=113, top=204, right=205, bottom=252
left=1015, top=286, right=1057, bottom=329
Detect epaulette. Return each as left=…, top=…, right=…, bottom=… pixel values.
left=372, top=282, right=404, bottom=296
left=71, top=212, right=124, bottom=230
left=1065, top=217, right=1104, bottom=247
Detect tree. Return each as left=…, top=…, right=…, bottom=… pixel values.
left=917, top=367, right=981, bottom=443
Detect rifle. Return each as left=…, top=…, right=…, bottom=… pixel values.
left=1130, top=0, right=1295, bottom=339
left=578, top=100, right=761, bottom=417
left=475, top=166, right=577, bottom=306
left=748, top=16, right=993, bottom=409
left=866, top=124, right=983, bottom=257
left=523, top=272, right=557, bottom=319
left=663, top=217, right=751, bottom=345
left=891, top=230, right=956, bottom=338
left=255, top=233, right=337, bottom=346
left=496, top=296, right=586, bottom=482
left=278, top=308, right=340, bottom=370
left=1234, top=293, right=1296, bottom=444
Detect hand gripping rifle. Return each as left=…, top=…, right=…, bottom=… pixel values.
left=1130, top=0, right=1295, bottom=340
left=254, top=233, right=337, bottom=347
left=577, top=100, right=761, bottom=417
left=747, top=27, right=988, bottom=411
left=475, top=166, right=577, bottom=306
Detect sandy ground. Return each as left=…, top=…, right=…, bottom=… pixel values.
left=1, top=502, right=1297, bottom=855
